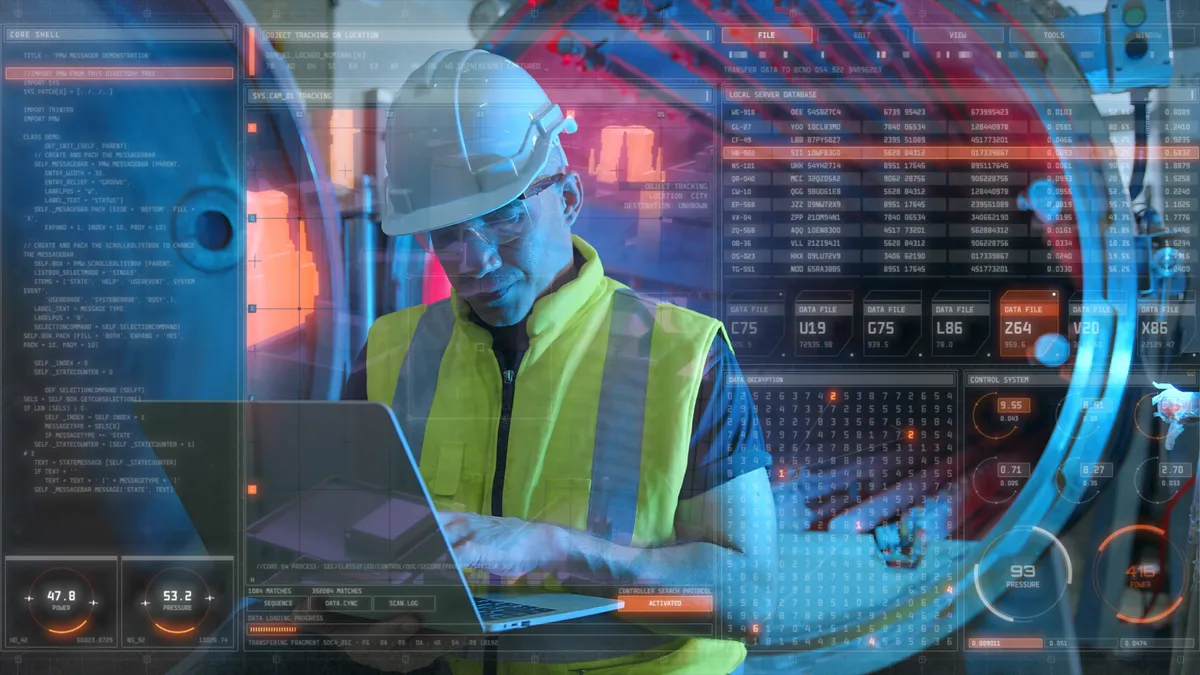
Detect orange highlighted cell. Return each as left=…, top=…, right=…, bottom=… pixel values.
left=1160, top=147, right=1200, bottom=160
left=617, top=595, right=714, bottom=613
left=247, top=484, right=258, bottom=495
left=968, top=637, right=1044, bottom=649
left=767, top=147, right=809, bottom=161
left=998, top=290, right=1060, bottom=358
left=947, top=146, right=1023, bottom=161
left=723, top=146, right=774, bottom=160
left=997, top=397, right=1032, bottom=414
left=5, top=66, right=233, bottom=81
left=861, top=146, right=948, bottom=161
left=777, top=146, right=862, bottom=160
left=1097, top=146, right=1200, bottom=161
left=247, top=122, right=257, bottom=133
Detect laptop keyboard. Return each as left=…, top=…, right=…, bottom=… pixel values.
left=473, top=597, right=553, bottom=621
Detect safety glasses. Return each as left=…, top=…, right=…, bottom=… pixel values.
left=415, top=173, right=565, bottom=256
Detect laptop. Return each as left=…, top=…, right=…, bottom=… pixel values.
left=133, top=400, right=623, bottom=634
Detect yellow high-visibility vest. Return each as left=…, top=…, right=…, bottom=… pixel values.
left=365, top=235, right=746, bottom=674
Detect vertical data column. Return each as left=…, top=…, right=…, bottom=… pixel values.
left=1098, top=106, right=1138, bottom=281
left=1162, top=96, right=1200, bottom=355
left=771, top=162, right=863, bottom=276
left=723, top=95, right=773, bottom=278
left=774, top=105, right=863, bottom=276
left=1027, top=108, right=1080, bottom=278
left=862, top=104, right=947, bottom=277
left=722, top=163, right=772, bottom=277
left=1162, top=100, right=1199, bottom=272
left=948, top=105, right=1030, bottom=277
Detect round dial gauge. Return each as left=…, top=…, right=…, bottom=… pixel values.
left=27, top=567, right=97, bottom=637
left=974, top=526, right=1072, bottom=623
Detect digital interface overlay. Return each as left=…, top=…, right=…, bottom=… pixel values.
left=0, top=0, right=1198, bottom=673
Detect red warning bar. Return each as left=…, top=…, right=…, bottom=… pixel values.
left=247, top=26, right=256, bottom=77
left=721, top=146, right=1200, bottom=161
left=5, top=66, right=234, bottom=81
left=968, top=637, right=1044, bottom=649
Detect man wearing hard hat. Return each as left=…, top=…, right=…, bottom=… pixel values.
left=343, top=49, right=776, bottom=675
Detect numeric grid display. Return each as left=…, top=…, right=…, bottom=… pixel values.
left=730, top=371, right=961, bottom=650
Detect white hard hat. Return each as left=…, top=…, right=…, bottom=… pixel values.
left=382, top=49, right=578, bottom=237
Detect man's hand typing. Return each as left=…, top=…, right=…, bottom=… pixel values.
left=437, top=511, right=567, bottom=579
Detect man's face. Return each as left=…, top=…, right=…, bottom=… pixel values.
left=424, top=171, right=583, bottom=327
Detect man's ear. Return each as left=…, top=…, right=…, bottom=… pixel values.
left=560, top=170, right=584, bottom=229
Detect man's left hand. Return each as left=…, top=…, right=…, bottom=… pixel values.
left=438, top=511, right=567, bottom=579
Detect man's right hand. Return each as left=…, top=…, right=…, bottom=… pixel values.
left=291, top=599, right=455, bottom=673
left=1152, top=381, right=1198, bottom=451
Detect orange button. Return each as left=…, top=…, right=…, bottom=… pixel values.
left=722, top=27, right=814, bottom=45
left=617, top=595, right=714, bottom=613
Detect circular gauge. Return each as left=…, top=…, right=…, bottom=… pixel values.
left=1094, top=525, right=1188, bottom=624
left=1133, top=457, right=1193, bottom=504
left=1055, top=457, right=1111, bottom=504
left=141, top=567, right=211, bottom=636
left=972, top=456, right=1030, bottom=504
left=1133, top=392, right=1170, bottom=442
left=1053, top=396, right=1109, bottom=440
left=26, top=567, right=97, bottom=636
left=974, top=526, right=1072, bottom=623
left=971, top=392, right=1026, bottom=441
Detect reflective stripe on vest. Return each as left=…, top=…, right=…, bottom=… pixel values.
left=587, top=289, right=654, bottom=546
left=390, top=290, right=653, bottom=544
left=391, top=298, right=454, bottom=465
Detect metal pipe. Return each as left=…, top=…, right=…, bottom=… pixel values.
left=344, top=174, right=381, bottom=360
